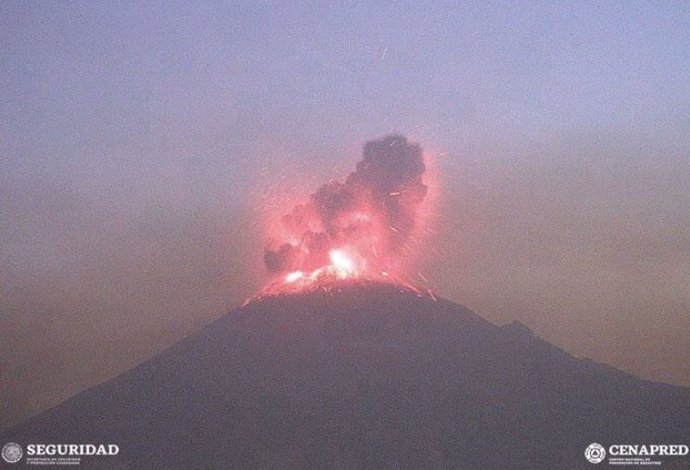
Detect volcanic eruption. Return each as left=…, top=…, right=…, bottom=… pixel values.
left=4, top=136, right=689, bottom=469
left=261, top=135, right=431, bottom=295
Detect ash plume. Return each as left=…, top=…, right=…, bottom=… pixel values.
left=264, top=135, right=427, bottom=273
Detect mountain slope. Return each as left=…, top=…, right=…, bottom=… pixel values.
left=3, top=283, right=689, bottom=469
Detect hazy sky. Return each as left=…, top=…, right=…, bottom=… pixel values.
left=1, top=1, right=689, bottom=428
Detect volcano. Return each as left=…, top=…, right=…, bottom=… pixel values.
left=3, top=283, right=689, bottom=469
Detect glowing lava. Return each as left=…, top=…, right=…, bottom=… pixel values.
left=284, top=271, right=305, bottom=283
left=280, top=249, right=359, bottom=290
left=329, top=249, right=356, bottom=276
left=256, top=135, right=437, bottom=298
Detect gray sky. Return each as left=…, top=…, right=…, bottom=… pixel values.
left=1, top=1, right=689, bottom=428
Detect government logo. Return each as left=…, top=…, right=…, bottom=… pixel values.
left=1, top=442, right=23, bottom=464
left=585, top=442, right=606, bottom=464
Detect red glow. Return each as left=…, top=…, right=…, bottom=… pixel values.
left=329, top=249, right=356, bottom=276
left=254, top=136, right=440, bottom=299
left=284, top=271, right=305, bottom=283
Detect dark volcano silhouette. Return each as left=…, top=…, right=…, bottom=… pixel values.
left=3, top=283, right=689, bottom=469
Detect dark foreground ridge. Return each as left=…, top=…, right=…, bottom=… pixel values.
left=3, top=283, right=689, bottom=469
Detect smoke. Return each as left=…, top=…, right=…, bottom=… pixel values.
left=264, top=135, right=427, bottom=274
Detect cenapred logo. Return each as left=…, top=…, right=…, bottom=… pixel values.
left=1, top=442, right=23, bottom=464
left=585, top=443, right=606, bottom=464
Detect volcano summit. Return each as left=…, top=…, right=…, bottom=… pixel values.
left=3, top=283, right=688, bottom=469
